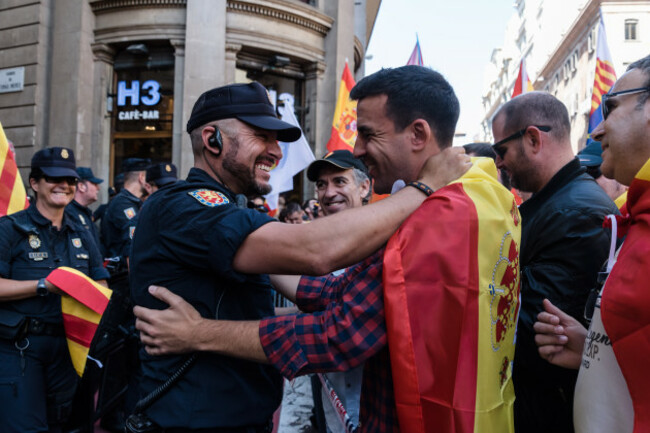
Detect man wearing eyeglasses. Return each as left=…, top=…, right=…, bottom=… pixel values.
left=534, top=55, right=650, bottom=433
left=491, top=91, right=618, bottom=433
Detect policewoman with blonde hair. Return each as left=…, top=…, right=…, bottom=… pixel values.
left=0, top=147, right=109, bottom=432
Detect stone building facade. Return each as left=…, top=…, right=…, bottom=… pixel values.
left=0, top=0, right=380, bottom=201
left=481, top=0, right=650, bottom=151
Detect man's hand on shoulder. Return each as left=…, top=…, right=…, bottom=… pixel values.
left=418, top=147, right=472, bottom=192
left=134, top=286, right=204, bottom=355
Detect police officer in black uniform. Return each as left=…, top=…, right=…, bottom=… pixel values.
left=129, top=82, right=301, bottom=432
left=100, top=158, right=149, bottom=262
left=65, top=166, right=103, bottom=247
left=144, top=162, right=178, bottom=196
left=0, top=147, right=109, bottom=433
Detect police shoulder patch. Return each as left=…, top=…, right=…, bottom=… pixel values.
left=124, top=207, right=136, bottom=219
left=188, top=189, right=230, bottom=207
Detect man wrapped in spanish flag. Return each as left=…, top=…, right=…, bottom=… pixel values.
left=134, top=67, right=519, bottom=433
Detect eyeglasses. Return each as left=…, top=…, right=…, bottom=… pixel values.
left=492, top=125, right=552, bottom=159
left=601, top=87, right=650, bottom=120
left=43, top=176, right=78, bottom=186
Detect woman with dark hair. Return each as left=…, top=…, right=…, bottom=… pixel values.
left=0, top=147, right=109, bottom=432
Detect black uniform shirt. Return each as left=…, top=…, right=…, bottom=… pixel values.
left=100, top=188, right=142, bottom=258
left=65, top=199, right=101, bottom=248
left=0, top=204, right=109, bottom=322
left=130, top=168, right=282, bottom=429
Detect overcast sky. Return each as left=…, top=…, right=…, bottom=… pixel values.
left=365, top=0, right=515, bottom=140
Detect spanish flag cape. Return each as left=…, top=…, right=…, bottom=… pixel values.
left=46, top=267, right=112, bottom=376
left=383, top=158, right=521, bottom=433
left=601, top=157, right=650, bottom=432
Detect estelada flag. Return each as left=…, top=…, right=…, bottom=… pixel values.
left=326, top=62, right=357, bottom=152
left=587, top=13, right=616, bottom=144
left=46, top=267, right=112, bottom=376
left=601, top=157, right=650, bottom=432
left=511, top=59, right=534, bottom=98
left=383, top=157, right=521, bottom=433
left=0, top=121, right=29, bottom=216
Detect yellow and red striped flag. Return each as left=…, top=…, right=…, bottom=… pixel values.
left=326, top=62, right=357, bottom=152
left=588, top=13, right=616, bottom=138
left=46, top=267, right=112, bottom=376
left=0, top=121, right=28, bottom=216
left=383, top=157, right=521, bottom=433
left=511, top=59, right=534, bottom=98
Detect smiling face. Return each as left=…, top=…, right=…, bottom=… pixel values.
left=354, top=94, right=412, bottom=194
left=219, top=120, right=282, bottom=196
left=591, top=68, right=650, bottom=186
left=315, top=166, right=370, bottom=216
left=31, top=176, right=76, bottom=212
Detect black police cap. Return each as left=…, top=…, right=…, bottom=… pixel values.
left=121, top=158, right=151, bottom=173
left=186, top=82, right=301, bottom=142
left=146, top=163, right=178, bottom=187
left=31, top=147, right=79, bottom=179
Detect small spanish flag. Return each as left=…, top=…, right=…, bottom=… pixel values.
left=46, top=267, right=112, bottom=376
left=326, top=61, right=357, bottom=152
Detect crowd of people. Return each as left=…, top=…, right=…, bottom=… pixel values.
left=0, top=55, right=648, bottom=433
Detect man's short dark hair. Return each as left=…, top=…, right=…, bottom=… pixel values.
left=627, top=55, right=650, bottom=106
left=493, top=91, right=571, bottom=142
left=463, top=143, right=496, bottom=160
left=350, top=66, right=460, bottom=148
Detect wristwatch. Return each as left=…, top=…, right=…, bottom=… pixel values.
left=36, top=278, right=49, bottom=297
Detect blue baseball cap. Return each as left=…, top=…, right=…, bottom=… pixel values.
left=578, top=141, right=603, bottom=167
left=76, top=167, right=104, bottom=184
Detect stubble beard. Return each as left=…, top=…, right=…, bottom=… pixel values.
left=222, top=137, right=272, bottom=196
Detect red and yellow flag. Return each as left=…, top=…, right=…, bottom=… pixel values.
left=601, top=157, right=650, bottom=432
left=47, top=267, right=112, bottom=376
left=0, top=121, right=28, bottom=216
left=326, top=62, right=357, bottom=152
left=383, top=158, right=521, bottom=433
left=511, top=59, right=534, bottom=98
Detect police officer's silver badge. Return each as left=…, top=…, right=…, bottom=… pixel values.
left=29, top=234, right=41, bottom=249
left=72, top=238, right=82, bottom=248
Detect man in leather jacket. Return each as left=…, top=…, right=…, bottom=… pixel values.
left=491, top=92, right=618, bottom=433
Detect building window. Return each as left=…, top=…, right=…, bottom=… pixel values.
left=625, top=19, right=638, bottom=40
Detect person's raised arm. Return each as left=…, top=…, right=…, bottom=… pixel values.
left=269, top=274, right=300, bottom=303
left=534, top=299, right=587, bottom=370
left=234, top=147, right=471, bottom=275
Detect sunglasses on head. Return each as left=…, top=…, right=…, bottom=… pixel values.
left=602, top=87, right=650, bottom=120
left=43, top=176, right=78, bottom=186
left=492, top=125, right=552, bottom=159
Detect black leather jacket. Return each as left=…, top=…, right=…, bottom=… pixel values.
left=513, top=158, right=619, bottom=433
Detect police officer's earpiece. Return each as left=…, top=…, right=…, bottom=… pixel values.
left=208, top=127, right=223, bottom=156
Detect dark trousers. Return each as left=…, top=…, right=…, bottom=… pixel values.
left=0, top=334, right=78, bottom=433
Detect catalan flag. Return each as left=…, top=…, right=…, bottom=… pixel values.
left=511, top=59, right=534, bottom=98
left=588, top=14, right=616, bottom=140
left=383, top=157, right=520, bottom=433
left=46, top=267, right=112, bottom=376
left=406, top=35, right=424, bottom=66
left=326, top=62, right=357, bottom=152
left=0, top=121, right=28, bottom=216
